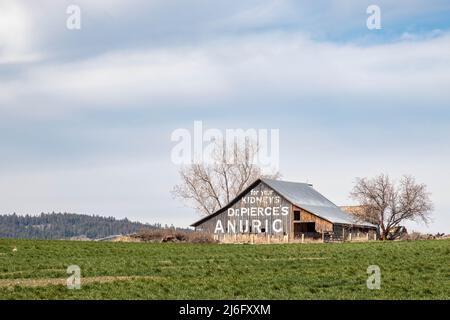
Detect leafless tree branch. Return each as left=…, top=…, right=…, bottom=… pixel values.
left=172, top=139, right=280, bottom=216
left=350, top=174, right=433, bottom=240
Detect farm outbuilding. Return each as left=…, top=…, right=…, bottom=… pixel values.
left=191, top=178, right=378, bottom=243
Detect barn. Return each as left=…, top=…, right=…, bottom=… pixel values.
left=191, top=178, right=378, bottom=243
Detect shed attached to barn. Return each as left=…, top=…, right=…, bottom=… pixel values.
left=191, top=178, right=377, bottom=243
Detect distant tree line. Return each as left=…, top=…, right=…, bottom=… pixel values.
left=0, top=212, right=160, bottom=240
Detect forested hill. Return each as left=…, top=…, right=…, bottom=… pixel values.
left=0, top=213, right=158, bottom=240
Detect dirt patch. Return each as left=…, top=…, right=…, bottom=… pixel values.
left=261, top=257, right=330, bottom=261
left=0, top=275, right=160, bottom=288
left=0, top=268, right=66, bottom=277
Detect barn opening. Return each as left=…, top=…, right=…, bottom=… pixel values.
left=294, top=222, right=316, bottom=237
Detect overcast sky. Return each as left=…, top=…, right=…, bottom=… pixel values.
left=1, top=0, right=449, bottom=233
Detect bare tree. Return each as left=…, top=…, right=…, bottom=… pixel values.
left=350, top=174, right=433, bottom=240
left=173, top=139, right=281, bottom=216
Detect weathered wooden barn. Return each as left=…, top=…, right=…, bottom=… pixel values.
left=191, top=178, right=377, bottom=243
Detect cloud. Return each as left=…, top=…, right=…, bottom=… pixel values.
left=3, top=0, right=450, bottom=64
left=400, top=29, right=444, bottom=41
left=1, top=31, right=450, bottom=116
left=0, top=2, right=41, bottom=64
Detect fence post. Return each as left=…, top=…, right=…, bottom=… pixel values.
left=301, top=233, right=304, bottom=244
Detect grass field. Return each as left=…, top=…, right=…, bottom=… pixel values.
left=0, top=239, right=448, bottom=299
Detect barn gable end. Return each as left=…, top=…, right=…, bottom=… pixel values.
left=192, top=180, right=292, bottom=238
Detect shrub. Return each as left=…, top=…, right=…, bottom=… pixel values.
left=132, top=228, right=216, bottom=243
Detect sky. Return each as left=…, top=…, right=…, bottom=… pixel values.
left=0, top=0, right=449, bottom=233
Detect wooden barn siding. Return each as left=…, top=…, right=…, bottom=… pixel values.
left=333, top=224, right=377, bottom=240
left=291, top=205, right=333, bottom=233
left=196, top=182, right=292, bottom=240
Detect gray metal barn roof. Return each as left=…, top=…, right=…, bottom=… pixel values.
left=262, top=178, right=375, bottom=227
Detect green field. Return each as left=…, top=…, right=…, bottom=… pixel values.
left=0, top=239, right=449, bottom=299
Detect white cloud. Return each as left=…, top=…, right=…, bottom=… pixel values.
left=1, top=31, right=450, bottom=115
left=0, top=2, right=41, bottom=64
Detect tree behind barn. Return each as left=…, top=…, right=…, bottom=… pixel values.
left=350, top=174, right=433, bottom=240
left=173, top=140, right=280, bottom=216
